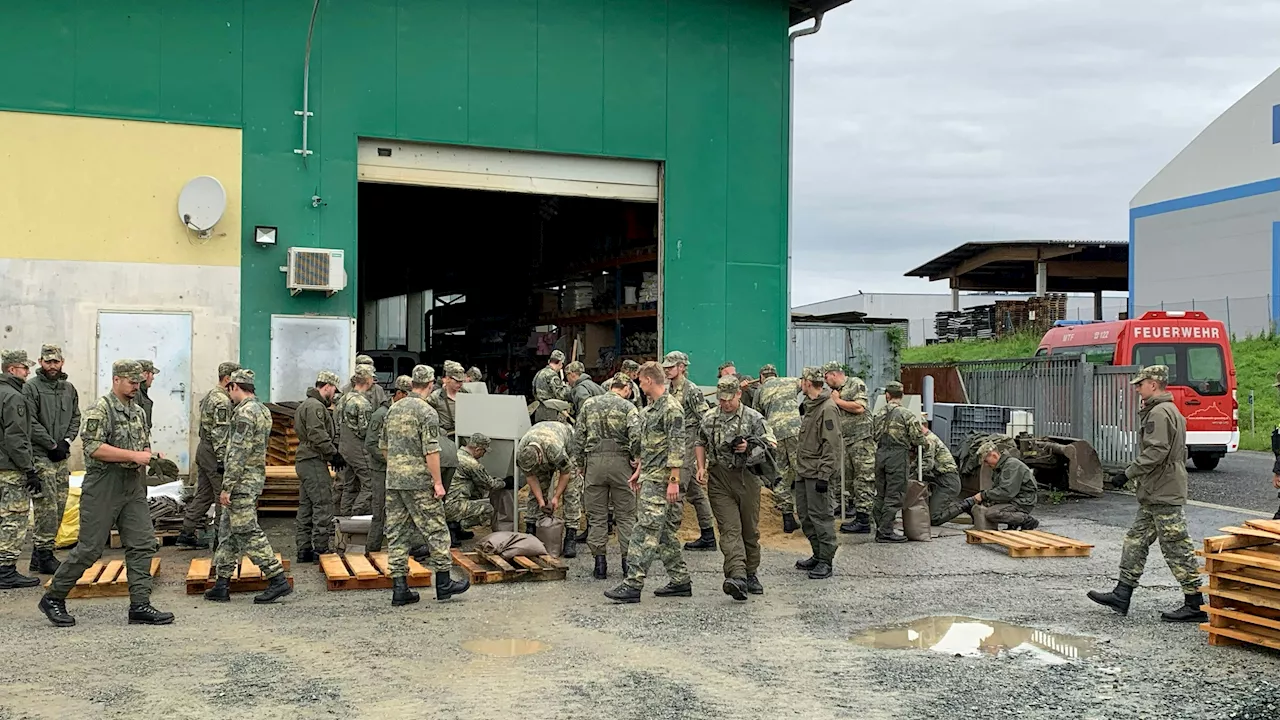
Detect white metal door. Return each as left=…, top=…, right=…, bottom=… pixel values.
left=97, top=311, right=193, bottom=473
left=270, top=315, right=356, bottom=402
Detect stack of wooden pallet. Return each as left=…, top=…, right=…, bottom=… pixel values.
left=265, top=402, right=300, bottom=466
left=258, top=466, right=301, bottom=513
left=1200, top=519, right=1280, bottom=651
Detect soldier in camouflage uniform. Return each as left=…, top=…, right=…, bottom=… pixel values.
left=621, top=359, right=645, bottom=409
left=24, top=344, right=81, bottom=574
left=1089, top=365, right=1206, bottom=623
left=952, top=442, right=1039, bottom=529
left=872, top=381, right=925, bottom=544
left=533, top=349, right=571, bottom=423
left=467, top=366, right=484, bottom=383
left=575, top=373, right=641, bottom=579
left=0, top=349, right=41, bottom=590
left=177, top=360, right=239, bottom=549
left=822, top=362, right=874, bottom=533
left=203, top=369, right=292, bottom=604
left=336, top=365, right=376, bottom=516
left=605, top=362, right=692, bottom=603
left=366, top=376, right=410, bottom=552
left=914, top=424, right=962, bottom=526
left=662, top=351, right=717, bottom=551
left=40, top=359, right=173, bottom=627
left=136, top=359, right=158, bottom=434
left=516, top=419, right=581, bottom=557
left=429, top=361, right=468, bottom=503
left=380, top=364, right=470, bottom=606
left=445, top=433, right=505, bottom=544
left=755, top=364, right=800, bottom=531
left=718, top=361, right=759, bottom=411
left=566, top=361, right=605, bottom=418
left=340, top=354, right=387, bottom=409
left=294, top=371, right=343, bottom=562
left=696, top=376, right=775, bottom=600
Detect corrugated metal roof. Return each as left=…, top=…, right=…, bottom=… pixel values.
left=904, top=240, right=1128, bottom=292
left=790, top=1, right=852, bottom=26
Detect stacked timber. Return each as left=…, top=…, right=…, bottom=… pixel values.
left=265, top=402, right=300, bottom=467
left=259, top=466, right=302, bottom=513
left=1200, top=519, right=1280, bottom=651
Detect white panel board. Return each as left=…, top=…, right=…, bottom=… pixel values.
left=462, top=382, right=489, bottom=395
left=455, top=394, right=532, bottom=529
left=97, top=311, right=193, bottom=473
left=357, top=140, right=659, bottom=202
left=270, top=315, right=354, bottom=402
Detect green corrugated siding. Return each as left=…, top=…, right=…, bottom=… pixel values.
left=0, top=0, right=791, bottom=391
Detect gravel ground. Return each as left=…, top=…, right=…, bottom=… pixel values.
left=0, top=494, right=1277, bottom=719
left=1188, top=450, right=1280, bottom=514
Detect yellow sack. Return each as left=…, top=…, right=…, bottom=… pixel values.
left=54, top=486, right=82, bottom=549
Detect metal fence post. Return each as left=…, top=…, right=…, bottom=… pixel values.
left=1226, top=296, right=1231, bottom=336
left=1077, top=357, right=1095, bottom=445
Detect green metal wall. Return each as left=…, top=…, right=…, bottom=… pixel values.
left=0, top=0, right=789, bottom=390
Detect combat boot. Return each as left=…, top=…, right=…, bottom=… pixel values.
left=684, top=527, right=716, bottom=551
left=722, top=577, right=748, bottom=601
left=875, top=529, right=908, bottom=544
left=203, top=577, right=230, bottom=602
left=593, top=555, right=608, bottom=580
left=744, top=575, right=764, bottom=595
left=604, top=583, right=641, bottom=604
left=1087, top=581, right=1134, bottom=616
left=576, top=524, right=589, bottom=543
left=561, top=527, right=578, bottom=559
left=312, top=545, right=330, bottom=563
left=31, top=548, right=60, bottom=574
left=253, top=573, right=293, bottom=604
left=781, top=513, right=798, bottom=534
left=38, top=594, right=75, bottom=627
left=0, top=564, right=40, bottom=589
left=840, top=512, right=871, bottom=535
left=653, top=581, right=692, bottom=598
left=410, top=545, right=431, bottom=562
left=1273, top=503, right=1280, bottom=521
left=621, top=557, right=630, bottom=577
left=1018, top=516, right=1040, bottom=531
left=128, top=601, right=175, bottom=625
left=795, top=556, right=819, bottom=571
left=435, top=571, right=471, bottom=601
left=391, top=576, right=419, bottom=606
left=448, top=522, right=463, bottom=548
left=174, top=530, right=207, bottom=549
left=807, top=560, right=833, bottom=580
left=1160, top=593, right=1209, bottom=623
left=296, top=548, right=315, bottom=564
left=458, top=527, right=475, bottom=541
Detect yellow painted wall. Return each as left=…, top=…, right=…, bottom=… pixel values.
left=0, top=111, right=241, bottom=266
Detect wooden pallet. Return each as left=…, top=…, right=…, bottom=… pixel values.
left=109, top=529, right=180, bottom=549
left=964, top=529, right=1093, bottom=558
left=450, top=548, right=567, bottom=584
left=185, top=555, right=293, bottom=594
left=1201, top=525, right=1280, bottom=649
left=44, top=558, right=161, bottom=599
left=318, top=551, right=433, bottom=590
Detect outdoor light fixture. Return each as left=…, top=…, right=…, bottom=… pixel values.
left=255, top=226, right=278, bottom=246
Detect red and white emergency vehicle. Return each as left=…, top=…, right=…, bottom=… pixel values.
left=1037, top=311, right=1237, bottom=470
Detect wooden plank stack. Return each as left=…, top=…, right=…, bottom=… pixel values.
left=450, top=548, right=568, bottom=584
left=185, top=554, right=293, bottom=595
left=265, top=402, right=300, bottom=466
left=964, top=529, right=1093, bottom=558
left=319, top=551, right=433, bottom=590
left=1200, top=519, right=1280, bottom=650
left=46, top=558, right=161, bottom=599
left=259, top=466, right=302, bottom=513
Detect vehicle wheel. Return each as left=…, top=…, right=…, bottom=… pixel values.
left=1190, top=454, right=1220, bottom=472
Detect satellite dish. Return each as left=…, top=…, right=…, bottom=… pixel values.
left=177, top=176, right=227, bottom=236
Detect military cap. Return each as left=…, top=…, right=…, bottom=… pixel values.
left=217, top=361, right=241, bottom=379
left=445, top=365, right=467, bottom=381
left=1131, top=365, right=1168, bottom=385
left=820, top=361, right=844, bottom=375
left=550, top=349, right=566, bottom=363
left=885, top=380, right=904, bottom=393
left=467, top=366, right=483, bottom=381
left=352, top=365, right=375, bottom=381
left=801, top=366, right=823, bottom=383
left=138, top=359, right=160, bottom=374
left=1273, top=370, right=1280, bottom=388
left=759, top=363, right=778, bottom=378
left=718, top=360, right=736, bottom=373
left=978, top=441, right=1000, bottom=458
left=661, top=350, right=689, bottom=368
left=517, top=442, right=542, bottom=470
left=229, top=368, right=256, bottom=386
left=355, top=354, right=374, bottom=366
left=565, top=361, right=585, bottom=374
left=394, top=375, right=413, bottom=392
left=621, top=359, right=641, bottom=373
left=112, top=359, right=144, bottom=381
left=411, top=364, right=435, bottom=385
left=40, top=344, right=63, bottom=362
left=316, top=370, right=341, bottom=387
left=609, top=372, right=631, bottom=389
left=443, top=360, right=464, bottom=372
left=468, top=432, right=492, bottom=449
left=715, top=376, right=741, bottom=399
left=1, top=349, right=35, bottom=370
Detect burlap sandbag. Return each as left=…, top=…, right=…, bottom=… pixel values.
left=970, top=503, right=993, bottom=531
left=536, top=515, right=565, bottom=557
left=490, top=487, right=516, bottom=532
left=478, top=531, right=549, bottom=559
left=902, top=481, right=932, bottom=541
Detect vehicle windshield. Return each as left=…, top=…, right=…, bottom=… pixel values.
left=1132, top=343, right=1227, bottom=395
left=1047, top=344, right=1115, bottom=363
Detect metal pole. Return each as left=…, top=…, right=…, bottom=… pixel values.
left=513, top=445, right=520, bottom=532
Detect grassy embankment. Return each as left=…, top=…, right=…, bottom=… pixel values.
left=902, top=332, right=1280, bottom=452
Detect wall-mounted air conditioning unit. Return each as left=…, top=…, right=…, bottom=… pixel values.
left=286, top=247, right=346, bottom=296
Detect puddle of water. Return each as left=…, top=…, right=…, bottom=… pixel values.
left=851, top=616, right=1096, bottom=664
left=461, top=638, right=547, bottom=657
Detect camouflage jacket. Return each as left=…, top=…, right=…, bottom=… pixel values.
left=570, top=377, right=606, bottom=418
left=365, top=399, right=392, bottom=472
left=517, top=421, right=576, bottom=480
left=985, top=453, right=1038, bottom=510
left=873, top=399, right=925, bottom=449
left=0, top=374, right=34, bottom=472
left=447, top=447, right=503, bottom=506
left=628, top=378, right=644, bottom=409
left=340, top=381, right=387, bottom=412
left=533, top=365, right=570, bottom=404
left=756, top=376, right=801, bottom=441
left=834, top=376, right=872, bottom=442
left=23, top=371, right=80, bottom=452
left=669, top=375, right=712, bottom=445
left=197, top=386, right=235, bottom=460
left=294, top=388, right=337, bottom=462
left=81, top=391, right=149, bottom=472
left=697, top=403, right=773, bottom=470
left=915, top=431, right=958, bottom=477
left=637, top=390, right=685, bottom=483
left=428, top=386, right=466, bottom=434
left=573, top=392, right=639, bottom=467
left=381, top=395, right=442, bottom=491
left=339, top=390, right=373, bottom=444
left=223, top=396, right=272, bottom=496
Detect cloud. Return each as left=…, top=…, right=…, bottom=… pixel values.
left=789, top=0, right=1280, bottom=304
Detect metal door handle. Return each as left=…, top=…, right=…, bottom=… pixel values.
left=1184, top=399, right=1201, bottom=406
left=171, top=382, right=186, bottom=402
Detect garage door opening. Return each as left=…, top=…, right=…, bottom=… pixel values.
left=357, top=180, right=660, bottom=394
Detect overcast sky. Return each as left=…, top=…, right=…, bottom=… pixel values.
left=789, top=0, right=1280, bottom=305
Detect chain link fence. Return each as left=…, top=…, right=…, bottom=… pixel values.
left=1133, top=294, right=1274, bottom=339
